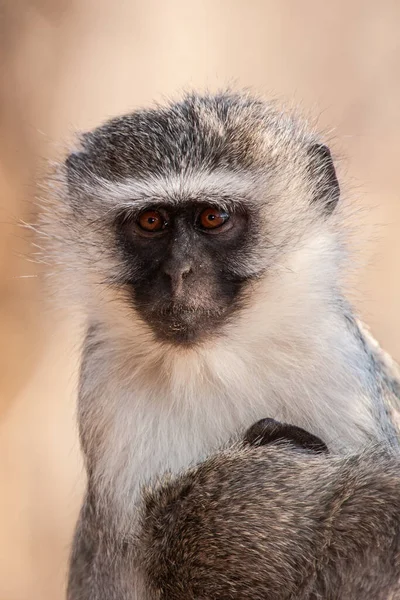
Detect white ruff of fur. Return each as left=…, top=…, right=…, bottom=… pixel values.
left=80, top=229, right=381, bottom=528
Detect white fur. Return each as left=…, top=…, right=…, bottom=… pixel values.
left=80, top=229, right=381, bottom=531
left=86, top=169, right=258, bottom=210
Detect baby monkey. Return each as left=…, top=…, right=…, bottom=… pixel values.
left=140, top=419, right=400, bottom=600
left=40, top=91, right=400, bottom=598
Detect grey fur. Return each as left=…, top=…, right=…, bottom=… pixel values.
left=139, top=440, right=400, bottom=600
left=38, top=91, right=400, bottom=599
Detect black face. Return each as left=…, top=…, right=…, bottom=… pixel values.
left=116, top=201, right=256, bottom=345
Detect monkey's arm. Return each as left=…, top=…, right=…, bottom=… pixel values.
left=67, top=498, right=96, bottom=599
left=67, top=492, right=136, bottom=600
left=139, top=429, right=400, bottom=600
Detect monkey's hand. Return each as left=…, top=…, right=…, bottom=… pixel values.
left=243, top=417, right=329, bottom=453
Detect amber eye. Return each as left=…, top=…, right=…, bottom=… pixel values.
left=137, top=210, right=166, bottom=232
left=199, top=207, right=230, bottom=230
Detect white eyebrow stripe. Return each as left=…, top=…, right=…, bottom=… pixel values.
left=85, top=169, right=258, bottom=207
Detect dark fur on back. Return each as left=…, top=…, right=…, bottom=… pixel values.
left=140, top=442, right=400, bottom=599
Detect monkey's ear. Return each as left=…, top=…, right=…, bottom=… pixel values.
left=243, top=418, right=328, bottom=454
left=307, top=143, right=340, bottom=214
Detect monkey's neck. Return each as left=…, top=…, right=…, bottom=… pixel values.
left=79, top=297, right=396, bottom=526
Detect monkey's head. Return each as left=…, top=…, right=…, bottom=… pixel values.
left=46, top=92, right=342, bottom=347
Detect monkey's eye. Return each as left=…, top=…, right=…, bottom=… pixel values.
left=198, top=207, right=230, bottom=231
left=137, top=210, right=168, bottom=233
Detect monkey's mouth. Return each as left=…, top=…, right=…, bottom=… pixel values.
left=138, top=302, right=228, bottom=346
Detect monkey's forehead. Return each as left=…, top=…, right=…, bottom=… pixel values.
left=69, top=92, right=318, bottom=183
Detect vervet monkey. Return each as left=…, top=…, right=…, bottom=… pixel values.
left=39, top=91, right=400, bottom=598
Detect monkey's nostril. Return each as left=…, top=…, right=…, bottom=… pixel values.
left=162, top=264, right=193, bottom=289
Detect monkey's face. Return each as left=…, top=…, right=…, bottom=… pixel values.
left=115, top=199, right=258, bottom=344
left=58, top=92, right=340, bottom=347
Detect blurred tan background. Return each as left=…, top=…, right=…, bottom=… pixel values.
left=1, top=1, right=400, bottom=598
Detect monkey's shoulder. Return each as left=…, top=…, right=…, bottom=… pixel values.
left=352, top=318, right=400, bottom=440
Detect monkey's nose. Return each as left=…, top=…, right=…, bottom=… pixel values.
left=163, top=263, right=193, bottom=294
left=163, top=262, right=192, bottom=280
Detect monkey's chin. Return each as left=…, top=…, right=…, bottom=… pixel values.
left=150, top=320, right=213, bottom=347
left=156, top=328, right=206, bottom=347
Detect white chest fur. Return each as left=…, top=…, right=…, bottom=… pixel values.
left=79, top=236, right=387, bottom=526
left=80, top=308, right=381, bottom=529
